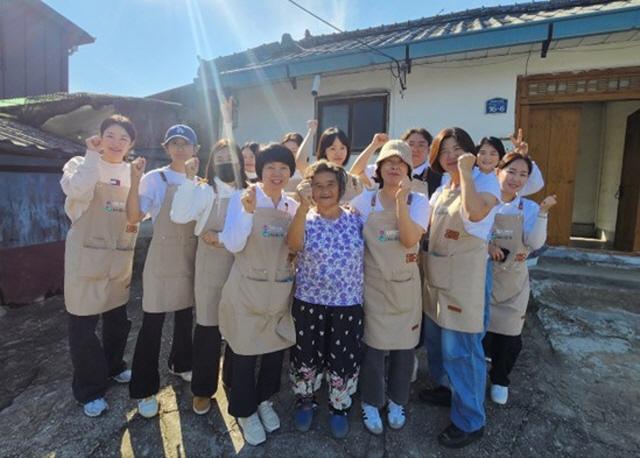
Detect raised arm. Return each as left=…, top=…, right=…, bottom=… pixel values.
left=350, top=133, right=388, bottom=188
left=125, top=157, right=147, bottom=224
left=458, top=153, right=498, bottom=222
left=295, top=120, right=318, bottom=173
left=286, top=180, right=312, bottom=252
left=395, top=177, right=425, bottom=248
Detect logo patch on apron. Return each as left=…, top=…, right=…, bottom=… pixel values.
left=105, top=200, right=125, bottom=212
left=515, top=252, right=528, bottom=262
left=377, top=229, right=400, bottom=242
left=447, top=304, right=462, bottom=313
left=406, top=253, right=418, bottom=263
left=125, top=224, right=138, bottom=234
left=411, top=324, right=420, bottom=331
left=262, top=224, right=285, bottom=238
left=492, top=228, right=514, bottom=241
left=444, top=229, right=459, bottom=240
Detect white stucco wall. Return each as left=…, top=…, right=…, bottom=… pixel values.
left=231, top=40, right=640, bottom=148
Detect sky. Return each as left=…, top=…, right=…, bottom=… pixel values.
left=47, top=0, right=507, bottom=97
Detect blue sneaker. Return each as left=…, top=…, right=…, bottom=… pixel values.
left=293, top=399, right=315, bottom=432
left=83, top=398, right=108, bottom=417
left=329, top=412, right=349, bottom=439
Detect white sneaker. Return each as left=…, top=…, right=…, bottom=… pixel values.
left=169, top=368, right=192, bottom=382
left=387, top=400, right=406, bottom=430
left=361, top=402, right=383, bottom=435
left=111, top=369, right=132, bottom=384
left=238, top=413, right=266, bottom=446
left=257, top=400, right=280, bottom=432
left=490, top=384, right=509, bottom=405
left=138, top=396, right=159, bottom=418
left=83, top=398, right=108, bottom=417
left=411, top=354, right=419, bottom=383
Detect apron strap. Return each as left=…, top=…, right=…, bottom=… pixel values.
left=159, top=171, right=168, bottom=183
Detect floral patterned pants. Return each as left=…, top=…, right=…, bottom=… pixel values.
left=289, top=298, right=364, bottom=413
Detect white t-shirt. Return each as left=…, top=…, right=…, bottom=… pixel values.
left=60, top=149, right=131, bottom=222
left=349, top=189, right=431, bottom=231
left=219, top=184, right=299, bottom=253
left=139, top=166, right=190, bottom=222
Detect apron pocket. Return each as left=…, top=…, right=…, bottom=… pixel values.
left=425, top=253, right=451, bottom=290
left=239, top=278, right=271, bottom=315
left=110, top=249, right=134, bottom=281
left=275, top=266, right=295, bottom=283
left=78, top=247, right=111, bottom=280
left=492, top=268, right=528, bottom=304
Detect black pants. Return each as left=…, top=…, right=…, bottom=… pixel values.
left=227, top=346, right=284, bottom=418
left=191, top=324, right=224, bottom=398
left=483, top=332, right=523, bottom=386
left=129, top=308, right=193, bottom=399
left=289, top=298, right=364, bottom=412
left=360, top=346, right=415, bottom=407
left=68, top=304, right=131, bottom=403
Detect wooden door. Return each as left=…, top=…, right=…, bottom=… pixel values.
left=614, top=109, right=640, bottom=252
left=522, top=105, right=582, bottom=246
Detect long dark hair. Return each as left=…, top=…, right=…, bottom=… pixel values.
left=316, top=127, right=351, bottom=166
left=428, top=127, right=475, bottom=174
left=204, top=139, right=247, bottom=191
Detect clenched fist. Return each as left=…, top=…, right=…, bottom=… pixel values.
left=130, top=157, right=146, bottom=182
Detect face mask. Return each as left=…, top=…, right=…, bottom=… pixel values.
left=215, top=162, right=237, bottom=183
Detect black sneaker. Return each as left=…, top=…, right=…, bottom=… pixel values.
left=418, top=386, right=452, bottom=406
left=437, top=423, right=484, bottom=449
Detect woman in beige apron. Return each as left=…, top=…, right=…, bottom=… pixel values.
left=217, top=143, right=299, bottom=446
left=350, top=140, right=429, bottom=435
left=125, top=124, right=200, bottom=419
left=61, top=115, right=138, bottom=417
left=170, top=137, right=247, bottom=416
left=483, top=153, right=556, bottom=405
left=420, top=127, right=499, bottom=449
left=293, top=126, right=371, bottom=202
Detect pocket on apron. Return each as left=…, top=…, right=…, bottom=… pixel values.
left=492, top=267, right=528, bottom=304
left=387, top=274, right=419, bottom=314
left=110, top=249, right=134, bottom=281
left=78, top=247, right=111, bottom=280
left=269, top=279, right=294, bottom=315
left=425, top=253, right=451, bottom=290
left=239, top=277, right=271, bottom=315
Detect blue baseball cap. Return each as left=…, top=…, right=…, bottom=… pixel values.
left=163, top=124, right=198, bottom=145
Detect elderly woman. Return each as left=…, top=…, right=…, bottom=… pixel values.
left=287, top=159, right=365, bottom=439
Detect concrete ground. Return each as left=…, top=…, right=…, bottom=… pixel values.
left=0, top=250, right=638, bottom=457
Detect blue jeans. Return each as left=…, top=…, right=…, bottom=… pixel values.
left=424, top=315, right=486, bottom=432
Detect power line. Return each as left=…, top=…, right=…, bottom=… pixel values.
left=285, top=0, right=407, bottom=91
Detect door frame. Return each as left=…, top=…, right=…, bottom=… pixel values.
left=515, top=66, right=640, bottom=250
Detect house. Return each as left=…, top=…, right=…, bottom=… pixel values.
left=157, top=0, right=640, bottom=252
left=0, top=0, right=94, bottom=98
left=0, top=92, right=194, bottom=305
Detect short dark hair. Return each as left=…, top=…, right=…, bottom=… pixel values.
left=401, top=127, right=433, bottom=146
left=241, top=141, right=260, bottom=157
left=316, top=127, right=351, bottom=166
left=428, top=127, right=475, bottom=175
left=100, top=114, right=136, bottom=143
left=497, top=152, right=532, bottom=175
left=281, top=132, right=303, bottom=146
left=477, top=136, right=506, bottom=159
left=304, top=159, right=347, bottom=200
left=255, top=143, right=296, bottom=180
left=204, top=139, right=247, bottom=190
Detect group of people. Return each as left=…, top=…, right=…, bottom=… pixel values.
left=60, top=100, right=556, bottom=449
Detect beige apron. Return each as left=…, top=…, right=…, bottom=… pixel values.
left=343, top=173, right=364, bottom=202
left=142, top=172, right=197, bottom=313
left=194, top=195, right=234, bottom=326
left=64, top=181, right=139, bottom=316
left=423, top=187, right=487, bottom=333
left=363, top=192, right=422, bottom=350
left=488, top=210, right=530, bottom=336
left=410, top=178, right=430, bottom=286
left=218, top=206, right=296, bottom=355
